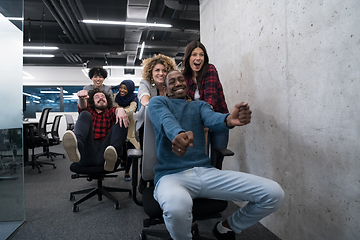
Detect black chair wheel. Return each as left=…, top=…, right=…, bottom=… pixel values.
left=129, top=191, right=132, bottom=197
left=53, top=165, right=57, bottom=169
left=70, top=195, right=75, bottom=201
left=139, top=233, right=147, bottom=240
left=114, top=203, right=120, bottom=210
left=63, top=155, right=65, bottom=158
left=191, top=222, right=199, bottom=235
left=72, top=205, right=79, bottom=212
left=191, top=226, right=199, bottom=236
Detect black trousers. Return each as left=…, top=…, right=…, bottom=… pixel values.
left=74, top=110, right=127, bottom=167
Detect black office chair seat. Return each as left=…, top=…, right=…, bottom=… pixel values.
left=142, top=186, right=228, bottom=222
left=69, top=162, right=132, bottom=212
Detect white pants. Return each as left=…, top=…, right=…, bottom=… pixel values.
left=154, top=167, right=285, bottom=240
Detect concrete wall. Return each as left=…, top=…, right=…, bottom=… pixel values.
left=200, top=1, right=359, bottom=239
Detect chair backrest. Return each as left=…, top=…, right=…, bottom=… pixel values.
left=51, top=115, right=62, bottom=143
left=141, top=106, right=158, bottom=181
left=37, top=108, right=52, bottom=139
left=64, top=114, right=75, bottom=131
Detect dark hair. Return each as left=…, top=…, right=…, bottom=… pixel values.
left=88, top=67, right=108, bottom=79
left=182, top=41, right=209, bottom=90
left=88, top=88, right=113, bottom=109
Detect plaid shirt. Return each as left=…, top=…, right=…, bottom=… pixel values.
left=78, top=106, right=116, bottom=141
left=185, top=64, right=229, bottom=113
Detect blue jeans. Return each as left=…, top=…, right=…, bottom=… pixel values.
left=154, top=167, right=285, bottom=240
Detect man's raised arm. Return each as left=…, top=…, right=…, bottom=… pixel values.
left=225, top=102, right=252, bottom=127
left=77, top=90, right=89, bottom=109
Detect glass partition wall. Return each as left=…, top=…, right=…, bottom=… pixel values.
left=0, top=1, right=25, bottom=239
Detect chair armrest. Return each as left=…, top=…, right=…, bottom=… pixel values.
left=211, top=148, right=234, bottom=169
left=127, top=149, right=142, bottom=158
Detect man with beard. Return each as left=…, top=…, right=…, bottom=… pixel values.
left=62, top=88, right=129, bottom=171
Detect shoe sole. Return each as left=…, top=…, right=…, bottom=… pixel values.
left=62, top=131, right=80, bottom=162
left=104, top=146, right=117, bottom=171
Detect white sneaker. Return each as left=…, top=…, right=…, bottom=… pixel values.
left=104, top=146, right=117, bottom=171
left=62, top=130, right=80, bottom=162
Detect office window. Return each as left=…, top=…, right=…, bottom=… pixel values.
left=63, top=86, right=83, bottom=112
left=23, top=85, right=139, bottom=115
left=23, top=86, right=61, bottom=113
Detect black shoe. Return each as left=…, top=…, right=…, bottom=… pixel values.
left=213, top=222, right=235, bottom=240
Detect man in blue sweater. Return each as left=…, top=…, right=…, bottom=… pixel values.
left=148, top=70, right=284, bottom=240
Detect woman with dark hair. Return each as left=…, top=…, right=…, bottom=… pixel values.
left=114, top=80, right=140, bottom=181
left=182, top=41, right=229, bottom=156
left=84, top=67, right=113, bottom=97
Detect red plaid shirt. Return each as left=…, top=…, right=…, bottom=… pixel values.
left=185, top=64, right=229, bottom=113
left=78, top=106, right=116, bottom=141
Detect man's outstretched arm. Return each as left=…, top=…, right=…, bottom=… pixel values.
left=225, top=102, right=252, bottom=127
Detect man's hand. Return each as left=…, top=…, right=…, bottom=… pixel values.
left=226, top=102, right=252, bottom=127
left=115, top=107, right=129, bottom=128
left=172, top=131, right=193, bottom=156
left=77, top=90, right=89, bottom=109
left=77, top=90, right=89, bottom=99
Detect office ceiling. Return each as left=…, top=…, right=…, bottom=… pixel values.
left=19, top=0, right=200, bottom=67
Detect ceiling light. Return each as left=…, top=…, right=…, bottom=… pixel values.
left=23, top=54, right=55, bottom=58
left=23, top=93, right=41, bottom=99
left=81, top=19, right=172, bottom=28
left=40, top=91, right=61, bottom=94
left=139, top=42, right=145, bottom=60
left=103, top=66, right=143, bottom=69
left=6, top=17, right=23, bottom=21
left=23, top=46, right=59, bottom=50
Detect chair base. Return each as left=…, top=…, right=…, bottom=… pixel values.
left=28, top=149, right=56, bottom=173
left=70, top=177, right=132, bottom=212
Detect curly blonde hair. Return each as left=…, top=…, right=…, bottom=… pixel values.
left=141, top=54, right=177, bottom=82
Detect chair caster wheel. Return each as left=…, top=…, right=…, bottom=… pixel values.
left=191, top=223, right=199, bottom=236
left=72, top=205, right=79, bottom=212
left=114, top=203, right=120, bottom=210
left=63, top=155, right=65, bottom=158
left=53, top=165, right=57, bottom=169
left=129, top=191, right=132, bottom=197
left=70, top=195, right=75, bottom=201
left=139, top=233, right=147, bottom=240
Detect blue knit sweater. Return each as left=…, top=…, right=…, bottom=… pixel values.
left=148, top=96, right=230, bottom=184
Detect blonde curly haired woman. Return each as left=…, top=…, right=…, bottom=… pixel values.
left=135, top=54, right=176, bottom=192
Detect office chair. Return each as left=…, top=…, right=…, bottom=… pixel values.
left=47, top=115, right=66, bottom=158
left=69, top=144, right=132, bottom=212
left=64, top=114, right=75, bottom=131
left=25, top=108, right=56, bottom=173
left=24, top=123, right=56, bottom=173
left=128, top=107, right=234, bottom=240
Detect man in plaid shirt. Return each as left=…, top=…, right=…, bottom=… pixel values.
left=63, top=88, right=129, bottom=171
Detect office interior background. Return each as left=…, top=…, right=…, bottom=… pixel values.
left=1, top=0, right=359, bottom=239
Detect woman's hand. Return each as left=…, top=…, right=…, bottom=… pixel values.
left=115, top=107, right=130, bottom=128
